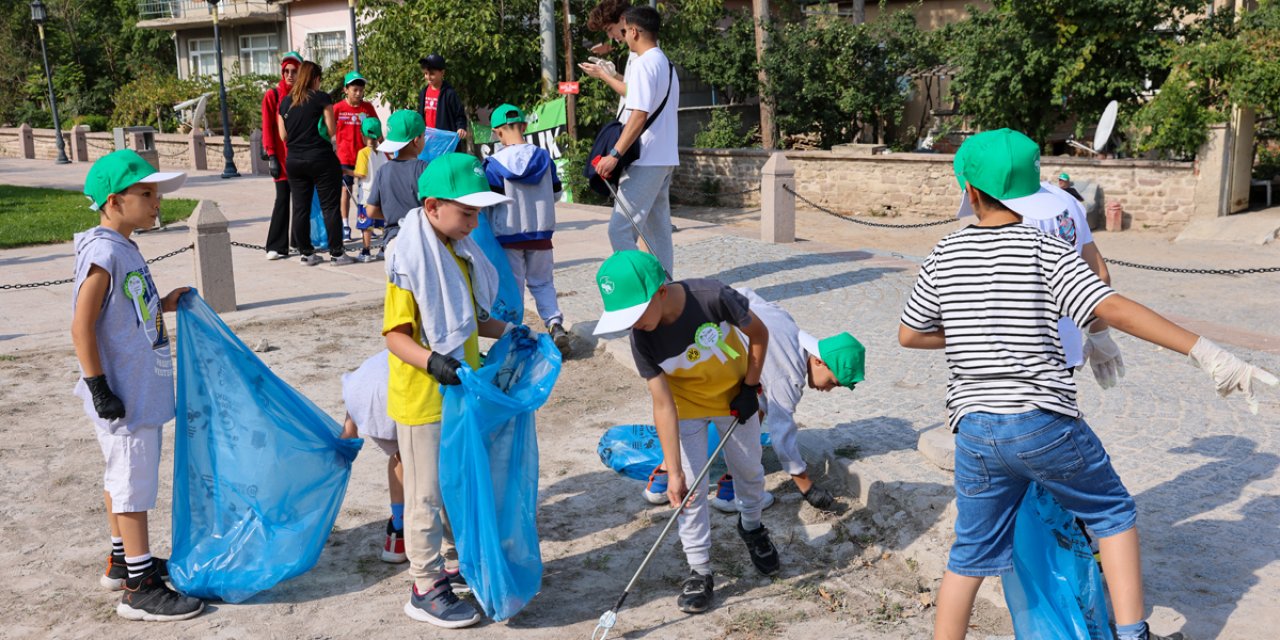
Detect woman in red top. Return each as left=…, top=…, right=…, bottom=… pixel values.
left=334, top=71, right=379, bottom=240
left=262, top=51, right=303, bottom=260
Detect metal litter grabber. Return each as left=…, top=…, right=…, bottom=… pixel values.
left=601, top=178, right=672, bottom=282
left=591, top=416, right=746, bottom=640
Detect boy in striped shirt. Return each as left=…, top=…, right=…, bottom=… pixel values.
left=898, top=129, right=1276, bottom=640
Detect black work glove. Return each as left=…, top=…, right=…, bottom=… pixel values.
left=85, top=375, right=126, bottom=421
left=427, top=352, right=463, bottom=386
left=729, top=382, right=762, bottom=423
left=268, top=155, right=281, bottom=179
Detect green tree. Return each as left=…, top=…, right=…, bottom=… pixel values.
left=663, top=3, right=759, bottom=104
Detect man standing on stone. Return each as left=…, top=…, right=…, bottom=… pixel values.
left=591, top=6, right=679, bottom=276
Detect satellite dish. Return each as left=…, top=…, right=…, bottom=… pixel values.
left=1066, top=99, right=1119, bottom=155
left=1093, top=100, right=1118, bottom=152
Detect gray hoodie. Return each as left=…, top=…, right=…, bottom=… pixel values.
left=72, top=226, right=175, bottom=433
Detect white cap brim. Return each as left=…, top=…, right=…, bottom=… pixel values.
left=593, top=300, right=651, bottom=335
left=453, top=191, right=512, bottom=208
left=378, top=139, right=410, bottom=154
left=138, top=171, right=187, bottom=194
left=798, top=330, right=821, bottom=359
left=956, top=185, right=1068, bottom=221
left=1039, top=181, right=1086, bottom=218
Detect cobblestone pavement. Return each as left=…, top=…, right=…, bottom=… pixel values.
left=554, top=234, right=1280, bottom=640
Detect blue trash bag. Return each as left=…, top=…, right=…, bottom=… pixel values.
left=598, top=422, right=773, bottom=482
left=472, top=209, right=524, bottom=324
left=417, top=127, right=460, bottom=163
left=439, top=331, right=562, bottom=621
left=170, top=291, right=362, bottom=603
left=1003, top=483, right=1114, bottom=639
left=310, top=190, right=328, bottom=251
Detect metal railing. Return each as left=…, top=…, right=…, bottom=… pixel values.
left=138, top=0, right=276, bottom=21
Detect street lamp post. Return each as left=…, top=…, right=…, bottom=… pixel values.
left=207, top=0, right=239, bottom=178
left=30, top=0, right=70, bottom=165
left=348, top=0, right=360, bottom=72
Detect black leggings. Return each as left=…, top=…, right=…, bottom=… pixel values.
left=264, top=179, right=291, bottom=255
left=287, top=153, right=345, bottom=256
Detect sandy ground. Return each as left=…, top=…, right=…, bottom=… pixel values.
left=0, top=304, right=1011, bottom=640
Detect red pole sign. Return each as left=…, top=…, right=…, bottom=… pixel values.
left=558, top=81, right=580, bottom=95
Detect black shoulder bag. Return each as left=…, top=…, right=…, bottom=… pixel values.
left=584, top=62, right=674, bottom=197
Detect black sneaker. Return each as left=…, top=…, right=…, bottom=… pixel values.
left=102, top=556, right=169, bottom=591
left=381, top=518, right=407, bottom=564
left=403, top=576, right=482, bottom=628
left=117, top=566, right=204, bottom=622
left=549, top=323, right=571, bottom=357
left=737, top=517, right=781, bottom=576
left=801, top=484, right=835, bottom=510
left=676, top=571, right=714, bottom=613
left=444, top=568, right=472, bottom=595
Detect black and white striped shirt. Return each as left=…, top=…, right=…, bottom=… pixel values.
left=900, top=223, right=1115, bottom=431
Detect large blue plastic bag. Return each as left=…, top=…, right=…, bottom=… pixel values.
left=417, top=127, right=460, bottom=163
left=309, top=190, right=328, bottom=251
left=439, top=331, right=561, bottom=621
left=598, top=422, right=772, bottom=482
left=473, top=209, right=524, bottom=324
left=1003, top=483, right=1113, bottom=639
left=171, top=291, right=362, bottom=603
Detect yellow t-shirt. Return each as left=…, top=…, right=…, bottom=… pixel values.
left=354, top=146, right=371, bottom=177
left=381, top=246, right=481, bottom=425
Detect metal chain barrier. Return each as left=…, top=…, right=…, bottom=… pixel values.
left=230, top=240, right=267, bottom=252
left=85, top=139, right=116, bottom=153
left=784, top=184, right=955, bottom=229
left=1105, top=258, right=1280, bottom=275
left=0, top=244, right=193, bottom=291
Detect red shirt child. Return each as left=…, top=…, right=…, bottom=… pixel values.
left=334, top=71, right=378, bottom=166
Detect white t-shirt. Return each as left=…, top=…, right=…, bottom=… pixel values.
left=622, top=47, right=680, bottom=167
left=1026, top=184, right=1095, bottom=368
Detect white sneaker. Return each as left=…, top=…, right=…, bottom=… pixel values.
left=710, top=490, right=775, bottom=514
left=265, top=250, right=286, bottom=261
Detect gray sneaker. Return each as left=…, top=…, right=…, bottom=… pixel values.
left=356, top=251, right=376, bottom=263
left=300, top=253, right=324, bottom=266
left=403, top=577, right=482, bottom=628
left=330, top=253, right=355, bottom=266
left=549, top=323, right=571, bottom=357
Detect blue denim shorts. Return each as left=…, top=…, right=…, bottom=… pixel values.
left=948, top=409, right=1137, bottom=577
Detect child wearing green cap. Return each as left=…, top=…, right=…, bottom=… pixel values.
left=482, top=103, right=571, bottom=355
left=72, top=149, right=204, bottom=622
left=899, top=128, right=1275, bottom=640
left=382, top=153, right=518, bottom=628
left=336, top=70, right=379, bottom=241
left=368, top=110, right=429, bottom=255
left=352, top=116, right=389, bottom=262
left=593, top=250, right=782, bottom=614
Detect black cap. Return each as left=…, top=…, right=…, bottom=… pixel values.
left=419, top=54, right=446, bottom=70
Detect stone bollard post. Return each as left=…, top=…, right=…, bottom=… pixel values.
left=71, top=125, right=89, bottom=162
left=189, top=129, right=208, bottom=171
left=760, top=152, right=796, bottom=243
left=189, top=200, right=237, bottom=313
left=1105, top=201, right=1124, bottom=232
left=249, top=129, right=267, bottom=175
left=19, top=123, right=34, bottom=159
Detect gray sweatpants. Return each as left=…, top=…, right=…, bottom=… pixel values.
left=676, top=414, right=767, bottom=567
left=608, top=164, right=675, bottom=276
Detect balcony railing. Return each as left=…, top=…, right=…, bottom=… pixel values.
left=138, top=0, right=277, bottom=21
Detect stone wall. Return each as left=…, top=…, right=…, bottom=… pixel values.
left=673, top=148, right=1200, bottom=230
left=1, top=125, right=264, bottom=175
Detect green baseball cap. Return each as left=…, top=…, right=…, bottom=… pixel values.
left=344, top=71, right=367, bottom=87
left=490, top=103, right=526, bottom=129
left=417, top=152, right=511, bottom=208
left=953, top=128, right=1061, bottom=221
left=281, top=51, right=303, bottom=68
left=593, top=251, right=667, bottom=335
left=799, top=331, right=866, bottom=388
left=378, top=110, right=425, bottom=154
left=1059, top=172, right=1071, bottom=181
left=317, top=119, right=331, bottom=142
left=361, top=117, right=382, bottom=139
left=83, top=150, right=186, bottom=212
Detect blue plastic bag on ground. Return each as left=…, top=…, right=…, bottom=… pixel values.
left=473, top=209, right=524, bottom=324
left=171, top=292, right=362, bottom=603
left=598, top=422, right=772, bottom=482
left=439, top=331, right=561, bottom=621
left=1003, top=483, right=1114, bottom=639
left=417, top=127, right=460, bottom=163
left=310, top=190, right=328, bottom=251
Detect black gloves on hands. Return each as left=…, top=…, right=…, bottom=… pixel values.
left=85, top=375, right=126, bottom=421
left=427, top=352, right=463, bottom=386
left=268, top=155, right=281, bottom=179
left=729, top=382, right=762, bottom=422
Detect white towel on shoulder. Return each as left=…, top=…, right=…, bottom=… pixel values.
left=385, top=208, right=499, bottom=358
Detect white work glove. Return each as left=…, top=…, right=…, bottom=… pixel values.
left=588, top=56, right=618, bottom=79
left=1081, top=327, right=1125, bottom=390
left=1189, top=337, right=1279, bottom=415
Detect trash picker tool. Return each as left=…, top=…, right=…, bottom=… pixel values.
left=601, top=178, right=671, bottom=282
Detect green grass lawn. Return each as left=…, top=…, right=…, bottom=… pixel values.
left=0, top=185, right=198, bottom=249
